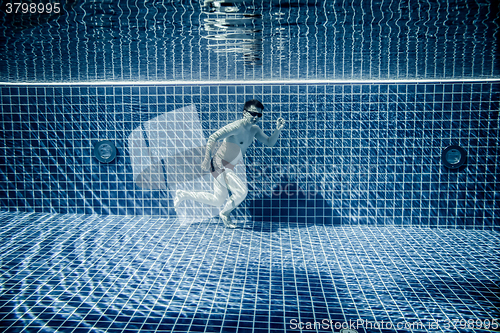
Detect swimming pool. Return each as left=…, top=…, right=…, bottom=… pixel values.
left=1, top=0, right=499, bottom=332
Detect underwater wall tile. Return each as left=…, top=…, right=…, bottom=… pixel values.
left=0, top=82, right=499, bottom=228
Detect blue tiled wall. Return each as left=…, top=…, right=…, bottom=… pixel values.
left=1, top=82, right=498, bottom=229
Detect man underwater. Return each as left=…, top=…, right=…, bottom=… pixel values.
left=174, top=99, right=286, bottom=228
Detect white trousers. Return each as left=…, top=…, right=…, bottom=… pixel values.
left=182, top=169, right=248, bottom=216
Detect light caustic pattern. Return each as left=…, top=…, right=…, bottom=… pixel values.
left=0, top=0, right=498, bottom=82
left=0, top=212, right=499, bottom=332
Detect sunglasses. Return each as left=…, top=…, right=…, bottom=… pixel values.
left=245, top=109, right=263, bottom=117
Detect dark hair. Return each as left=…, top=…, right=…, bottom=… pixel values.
left=243, top=99, right=264, bottom=111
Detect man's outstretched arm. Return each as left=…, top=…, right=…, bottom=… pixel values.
left=254, top=117, right=286, bottom=147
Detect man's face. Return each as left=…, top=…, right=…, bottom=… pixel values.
left=244, top=105, right=263, bottom=124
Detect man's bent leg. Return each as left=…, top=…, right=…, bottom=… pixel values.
left=220, top=170, right=248, bottom=217
left=175, top=174, right=228, bottom=208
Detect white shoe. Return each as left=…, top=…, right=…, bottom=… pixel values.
left=219, top=212, right=236, bottom=228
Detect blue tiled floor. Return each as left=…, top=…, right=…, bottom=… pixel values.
left=0, top=211, right=498, bottom=332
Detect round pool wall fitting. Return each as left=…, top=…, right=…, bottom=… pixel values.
left=94, top=140, right=117, bottom=163
left=442, top=145, right=467, bottom=169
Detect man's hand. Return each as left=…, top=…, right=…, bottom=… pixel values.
left=201, top=157, right=211, bottom=171
left=276, top=117, right=286, bottom=130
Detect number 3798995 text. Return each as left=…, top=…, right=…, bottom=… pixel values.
left=5, top=2, right=61, bottom=14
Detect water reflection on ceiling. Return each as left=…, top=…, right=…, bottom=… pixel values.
left=201, top=0, right=263, bottom=66
left=0, top=0, right=498, bottom=82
